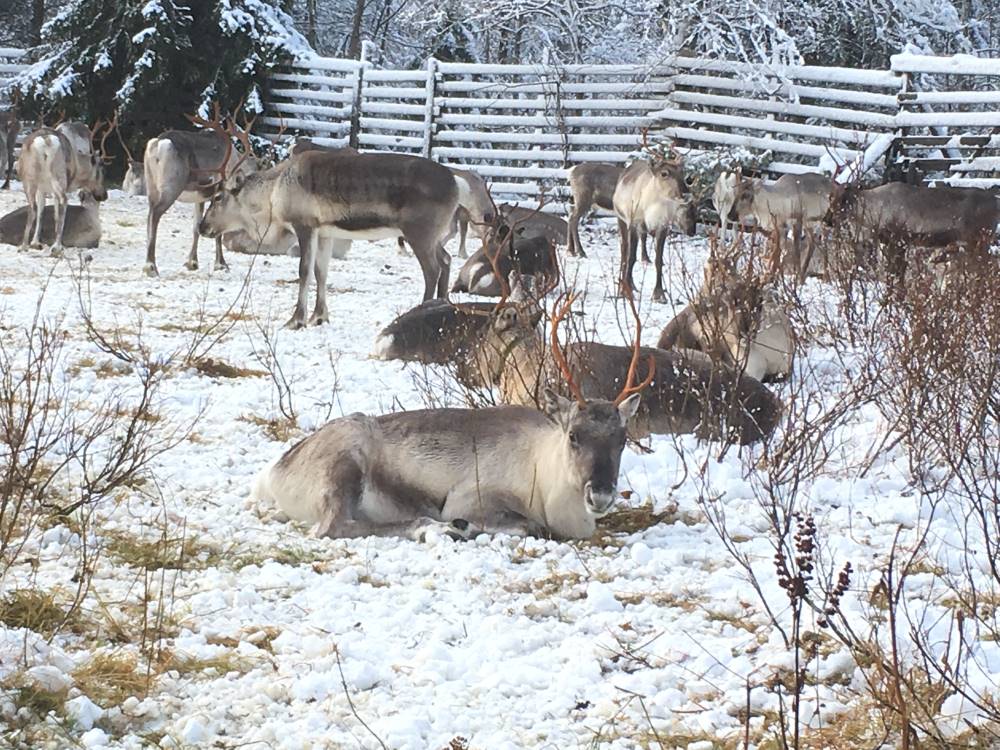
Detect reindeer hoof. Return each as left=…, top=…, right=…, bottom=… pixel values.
left=143, top=263, right=159, bottom=278
left=308, top=312, right=329, bottom=326
left=184, top=260, right=199, bottom=271
left=17, top=244, right=28, bottom=254
left=214, top=261, right=229, bottom=272
left=445, top=519, right=475, bottom=542
left=49, top=246, right=64, bottom=258
left=652, top=290, right=667, bottom=304
left=30, top=241, right=43, bottom=250
left=284, top=315, right=306, bottom=330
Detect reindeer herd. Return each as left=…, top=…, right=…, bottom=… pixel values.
left=1, top=101, right=999, bottom=543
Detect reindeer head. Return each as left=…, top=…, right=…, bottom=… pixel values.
left=546, top=290, right=648, bottom=516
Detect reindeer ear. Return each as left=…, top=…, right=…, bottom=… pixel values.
left=617, top=393, right=641, bottom=424
left=542, top=388, right=576, bottom=426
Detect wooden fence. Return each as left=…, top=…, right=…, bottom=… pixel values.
left=262, top=50, right=1000, bottom=206
left=2, top=46, right=999, bottom=202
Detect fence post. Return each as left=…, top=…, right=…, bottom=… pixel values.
left=348, top=42, right=373, bottom=149
left=422, top=57, right=439, bottom=159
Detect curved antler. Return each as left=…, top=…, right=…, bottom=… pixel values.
left=549, top=291, right=585, bottom=405
left=614, top=289, right=655, bottom=406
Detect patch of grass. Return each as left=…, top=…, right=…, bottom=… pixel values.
left=95, top=360, right=132, bottom=379
left=158, top=649, right=258, bottom=678
left=193, top=357, right=267, bottom=379
left=239, top=413, right=300, bottom=442
left=591, top=501, right=687, bottom=546
left=0, top=286, right=16, bottom=295
left=0, top=589, right=85, bottom=637
left=231, top=545, right=328, bottom=570
left=102, top=529, right=220, bottom=571
left=11, top=684, right=69, bottom=718
left=72, top=651, right=147, bottom=705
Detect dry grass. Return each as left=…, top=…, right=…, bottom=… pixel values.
left=0, top=588, right=87, bottom=637
left=102, top=529, right=220, bottom=571
left=193, top=357, right=267, bottom=379
left=157, top=649, right=258, bottom=678
left=72, top=651, right=147, bottom=705
left=239, top=413, right=300, bottom=442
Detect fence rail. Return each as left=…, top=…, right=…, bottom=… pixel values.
left=2, top=46, right=999, bottom=201
left=260, top=50, right=1000, bottom=205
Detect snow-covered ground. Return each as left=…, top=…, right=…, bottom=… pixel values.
left=0, top=187, right=996, bottom=749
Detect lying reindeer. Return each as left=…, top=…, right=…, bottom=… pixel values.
left=252, top=387, right=641, bottom=541
left=465, top=292, right=782, bottom=445
left=451, top=223, right=556, bottom=297
left=0, top=190, right=101, bottom=248
left=657, top=249, right=794, bottom=383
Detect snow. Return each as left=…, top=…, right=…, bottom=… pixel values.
left=0, top=187, right=996, bottom=747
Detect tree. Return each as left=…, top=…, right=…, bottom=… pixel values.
left=12, top=0, right=309, bottom=174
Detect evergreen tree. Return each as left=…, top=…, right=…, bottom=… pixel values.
left=13, top=0, right=308, bottom=174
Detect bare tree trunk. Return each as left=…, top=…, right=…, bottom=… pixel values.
left=30, top=0, right=45, bottom=45
left=307, top=0, right=318, bottom=49
left=347, top=0, right=368, bottom=59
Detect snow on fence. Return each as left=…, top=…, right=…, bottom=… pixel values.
left=264, top=51, right=1000, bottom=203
left=262, top=53, right=672, bottom=206
left=0, top=47, right=29, bottom=105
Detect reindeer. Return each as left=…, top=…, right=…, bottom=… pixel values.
left=613, top=158, right=696, bottom=302
left=566, top=163, right=627, bottom=258
left=200, top=150, right=463, bottom=328
left=252, top=383, right=642, bottom=541
left=17, top=121, right=109, bottom=254
left=1, top=107, right=20, bottom=189
left=729, top=171, right=835, bottom=279
left=657, top=246, right=795, bottom=383
left=143, top=106, right=260, bottom=276
left=827, top=183, right=1000, bottom=279
left=0, top=189, right=101, bottom=248
left=466, top=291, right=781, bottom=445
left=712, top=171, right=739, bottom=242
left=451, top=218, right=557, bottom=297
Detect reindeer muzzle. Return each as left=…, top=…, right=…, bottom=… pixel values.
left=584, top=481, right=616, bottom=517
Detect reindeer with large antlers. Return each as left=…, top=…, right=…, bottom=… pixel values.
left=16, top=119, right=109, bottom=254
left=466, top=284, right=781, bottom=445
left=142, top=104, right=259, bottom=275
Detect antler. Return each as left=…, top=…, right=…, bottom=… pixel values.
left=185, top=101, right=257, bottom=182
left=110, top=113, right=135, bottom=162
left=95, top=116, right=115, bottom=164
left=614, top=289, right=655, bottom=406
left=549, top=291, right=586, bottom=405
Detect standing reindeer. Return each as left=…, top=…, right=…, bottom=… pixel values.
left=143, top=106, right=258, bottom=275
left=728, top=171, right=834, bottom=279
left=613, top=158, right=696, bottom=302
left=1, top=107, right=20, bottom=189
left=199, top=149, right=466, bottom=328
left=566, top=163, right=625, bottom=258
left=17, top=121, right=108, bottom=254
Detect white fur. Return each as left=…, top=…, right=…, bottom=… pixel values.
left=371, top=332, right=395, bottom=359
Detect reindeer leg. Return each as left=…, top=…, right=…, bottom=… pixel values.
left=20, top=192, right=36, bottom=251
left=652, top=231, right=667, bottom=303
left=214, top=236, right=228, bottom=272
left=50, top=190, right=68, bottom=257
left=617, top=218, right=631, bottom=296
left=396, top=236, right=409, bottom=257
left=286, top=225, right=315, bottom=329
left=458, top=215, right=469, bottom=259
left=436, top=244, right=451, bottom=299
left=30, top=190, right=46, bottom=249
left=185, top=203, right=203, bottom=271
left=568, top=205, right=586, bottom=258
left=441, top=489, right=545, bottom=539
left=640, top=232, right=650, bottom=264
left=309, top=236, right=341, bottom=326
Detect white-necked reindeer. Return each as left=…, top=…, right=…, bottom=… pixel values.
left=253, top=386, right=642, bottom=541
left=613, top=158, right=696, bottom=302
left=199, top=148, right=478, bottom=328
left=17, top=120, right=108, bottom=254
left=728, top=171, right=835, bottom=279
